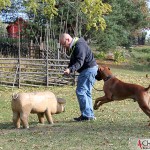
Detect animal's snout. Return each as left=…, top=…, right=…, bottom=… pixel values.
left=95, top=69, right=102, bottom=81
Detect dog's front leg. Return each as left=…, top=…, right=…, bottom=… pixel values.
left=94, top=96, right=109, bottom=110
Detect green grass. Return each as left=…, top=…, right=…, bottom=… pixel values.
left=129, top=46, right=150, bottom=71
left=95, top=45, right=150, bottom=71
left=0, top=45, right=150, bottom=150
left=0, top=66, right=150, bottom=150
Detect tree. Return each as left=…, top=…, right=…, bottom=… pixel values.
left=24, top=0, right=112, bottom=32
left=24, top=0, right=58, bottom=19
left=0, top=0, right=11, bottom=11
left=93, top=0, right=150, bottom=51
left=80, top=0, right=112, bottom=30
left=1, top=0, right=27, bottom=22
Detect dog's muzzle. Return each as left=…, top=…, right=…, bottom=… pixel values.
left=95, top=69, right=102, bottom=81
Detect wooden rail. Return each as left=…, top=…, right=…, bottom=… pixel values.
left=0, top=58, right=75, bottom=87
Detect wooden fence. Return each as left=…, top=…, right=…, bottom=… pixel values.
left=0, top=22, right=77, bottom=87
left=0, top=58, right=76, bottom=87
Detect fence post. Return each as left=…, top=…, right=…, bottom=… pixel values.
left=30, top=40, right=33, bottom=58
left=57, top=42, right=60, bottom=59
left=46, top=24, right=49, bottom=87
left=40, top=37, right=44, bottom=58
left=18, top=23, right=21, bottom=88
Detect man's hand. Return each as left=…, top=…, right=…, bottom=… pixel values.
left=64, top=68, right=70, bottom=75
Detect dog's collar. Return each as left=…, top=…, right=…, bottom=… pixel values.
left=104, top=75, right=113, bottom=82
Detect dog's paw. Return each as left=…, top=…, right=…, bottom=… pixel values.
left=93, top=105, right=98, bottom=110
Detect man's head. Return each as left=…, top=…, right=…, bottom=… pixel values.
left=59, top=33, right=73, bottom=48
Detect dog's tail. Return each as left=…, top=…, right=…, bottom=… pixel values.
left=145, top=85, right=150, bottom=91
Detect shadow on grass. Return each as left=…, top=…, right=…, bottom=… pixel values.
left=0, top=119, right=149, bottom=137
left=0, top=122, right=13, bottom=130
left=47, top=119, right=150, bottom=142
left=0, top=121, right=40, bottom=130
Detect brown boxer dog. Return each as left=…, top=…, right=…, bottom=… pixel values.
left=94, top=66, right=150, bottom=121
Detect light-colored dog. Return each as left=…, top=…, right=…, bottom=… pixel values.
left=11, top=91, right=66, bottom=128
left=94, top=66, right=150, bottom=120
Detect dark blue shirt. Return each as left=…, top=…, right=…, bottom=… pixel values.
left=68, top=37, right=97, bottom=73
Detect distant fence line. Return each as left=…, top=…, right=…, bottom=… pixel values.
left=0, top=23, right=77, bottom=87
left=0, top=58, right=76, bottom=87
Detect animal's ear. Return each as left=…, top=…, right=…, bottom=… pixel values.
left=105, top=66, right=110, bottom=70
left=12, top=93, right=18, bottom=100
left=57, top=98, right=66, bottom=104
left=100, top=66, right=104, bottom=71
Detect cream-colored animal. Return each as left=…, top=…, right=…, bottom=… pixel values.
left=11, top=91, right=66, bottom=129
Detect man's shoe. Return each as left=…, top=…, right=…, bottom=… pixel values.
left=74, top=115, right=96, bottom=122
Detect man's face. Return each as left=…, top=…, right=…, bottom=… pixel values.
left=60, top=38, right=70, bottom=48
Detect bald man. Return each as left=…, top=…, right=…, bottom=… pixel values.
left=60, top=33, right=98, bottom=121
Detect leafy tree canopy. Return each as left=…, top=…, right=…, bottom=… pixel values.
left=0, top=0, right=11, bottom=10
left=24, top=0, right=58, bottom=19
left=80, top=0, right=112, bottom=30
left=92, top=0, right=150, bottom=50
left=24, top=0, right=112, bottom=31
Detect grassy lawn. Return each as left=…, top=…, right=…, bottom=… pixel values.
left=0, top=46, right=150, bottom=150
left=0, top=66, right=150, bottom=150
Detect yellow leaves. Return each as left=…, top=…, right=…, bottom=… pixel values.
left=80, top=0, right=112, bottom=31
left=25, top=0, right=58, bottom=19
left=103, top=3, right=112, bottom=14
left=25, top=0, right=39, bottom=14
left=0, top=0, right=11, bottom=10
left=84, top=0, right=89, bottom=6
left=81, top=6, right=87, bottom=14
left=43, top=4, right=58, bottom=18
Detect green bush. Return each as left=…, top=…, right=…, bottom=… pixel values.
left=114, top=50, right=126, bottom=63
left=141, top=48, right=150, bottom=53
left=94, top=51, right=106, bottom=59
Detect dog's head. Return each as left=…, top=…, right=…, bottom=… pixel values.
left=95, top=66, right=113, bottom=81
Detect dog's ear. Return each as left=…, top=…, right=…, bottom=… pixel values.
left=100, top=66, right=104, bottom=71
left=105, top=66, right=110, bottom=70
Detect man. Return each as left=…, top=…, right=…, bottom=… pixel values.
left=60, top=33, right=98, bottom=121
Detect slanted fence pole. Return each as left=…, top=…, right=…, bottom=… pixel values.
left=46, top=24, right=49, bottom=87
left=57, top=42, right=60, bottom=59
left=18, top=22, right=21, bottom=88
